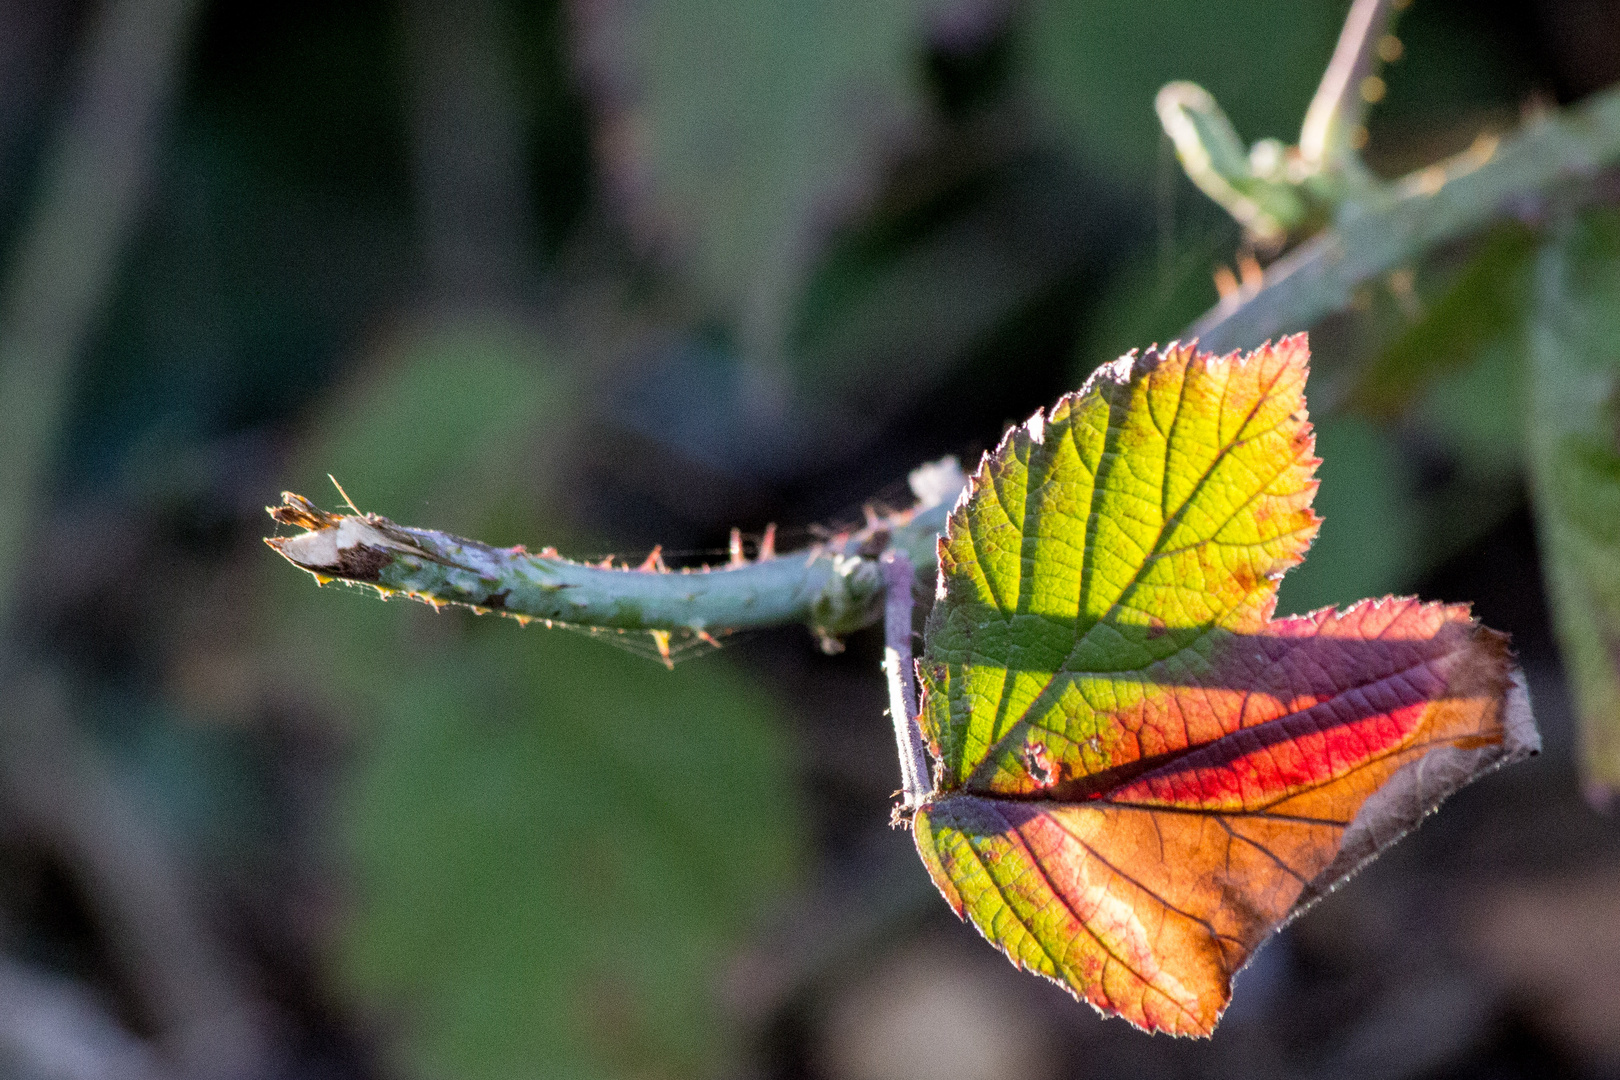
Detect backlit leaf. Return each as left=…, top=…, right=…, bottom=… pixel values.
left=1527, top=208, right=1620, bottom=805
left=913, top=336, right=1537, bottom=1035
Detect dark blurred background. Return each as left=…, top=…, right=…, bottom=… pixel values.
left=0, top=0, right=1617, bottom=1077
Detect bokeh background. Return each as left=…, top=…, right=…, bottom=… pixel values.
left=0, top=0, right=1617, bottom=1078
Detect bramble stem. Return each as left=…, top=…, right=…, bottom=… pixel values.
left=267, top=458, right=965, bottom=647
left=1193, top=83, right=1620, bottom=354
left=881, top=551, right=929, bottom=813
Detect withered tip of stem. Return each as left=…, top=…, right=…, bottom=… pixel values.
left=266, top=492, right=337, bottom=532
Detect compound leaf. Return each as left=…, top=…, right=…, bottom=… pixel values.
left=913, top=336, right=1537, bottom=1035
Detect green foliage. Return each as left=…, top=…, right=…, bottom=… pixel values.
left=1027, top=0, right=1341, bottom=187
left=1528, top=208, right=1620, bottom=801
left=575, top=0, right=946, bottom=357
left=341, top=625, right=795, bottom=1080
left=1354, top=225, right=1536, bottom=420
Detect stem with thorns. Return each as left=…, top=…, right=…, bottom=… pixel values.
left=267, top=458, right=965, bottom=651
left=1194, top=84, right=1620, bottom=353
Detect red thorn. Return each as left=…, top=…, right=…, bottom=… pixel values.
left=539, top=546, right=560, bottom=558
left=696, top=629, right=722, bottom=648
left=759, top=523, right=777, bottom=560
left=729, top=528, right=745, bottom=567
left=598, top=555, right=616, bottom=569
left=638, top=546, right=668, bottom=573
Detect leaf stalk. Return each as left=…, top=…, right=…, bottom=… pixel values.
left=881, top=550, right=929, bottom=815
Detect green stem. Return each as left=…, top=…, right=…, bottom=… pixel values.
left=1297, top=0, right=1395, bottom=178
left=1191, top=83, right=1620, bottom=355
left=268, top=458, right=964, bottom=649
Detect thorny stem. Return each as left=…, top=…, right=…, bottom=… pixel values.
left=267, top=458, right=966, bottom=656
left=881, top=551, right=929, bottom=815
left=1193, top=82, right=1620, bottom=355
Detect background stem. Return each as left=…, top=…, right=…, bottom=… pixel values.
left=1192, top=83, right=1620, bottom=354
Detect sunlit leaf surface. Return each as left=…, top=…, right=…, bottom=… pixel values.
left=913, top=336, right=1537, bottom=1034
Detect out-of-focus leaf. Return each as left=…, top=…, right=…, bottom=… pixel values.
left=1025, top=0, right=1341, bottom=187
left=304, top=324, right=557, bottom=527
left=912, top=337, right=1536, bottom=1034
left=603, top=151, right=1103, bottom=485
left=1354, top=224, right=1536, bottom=419
left=794, top=154, right=1101, bottom=413
left=572, top=0, right=961, bottom=357
left=341, top=623, right=796, bottom=1080
left=1334, top=226, right=1534, bottom=579
left=1527, top=208, right=1620, bottom=803
left=1072, top=234, right=1227, bottom=379
left=1401, top=331, right=1529, bottom=569
left=267, top=326, right=802, bottom=1078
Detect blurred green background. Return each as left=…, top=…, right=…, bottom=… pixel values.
left=0, top=1, right=1618, bottom=1078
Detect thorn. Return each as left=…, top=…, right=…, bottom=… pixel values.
left=513, top=615, right=533, bottom=627
left=539, top=546, right=560, bottom=558
left=1412, top=165, right=1446, bottom=197
left=638, top=546, right=668, bottom=573
left=1214, top=264, right=1240, bottom=300
left=1238, top=253, right=1264, bottom=292
left=696, top=629, right=722, bottom=648
left=863, top=504, right=882, bottom=529
left=759, top=523, right=777, bottom=560
left=729, top=528, right=746, bottom=566
left=328, top=475, right=361, bottom=514
left=598, top=555, right=616, bottom=569
left=313, top=573, right=334, bottom=586
left=649, top=629, right=674, bottom=669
